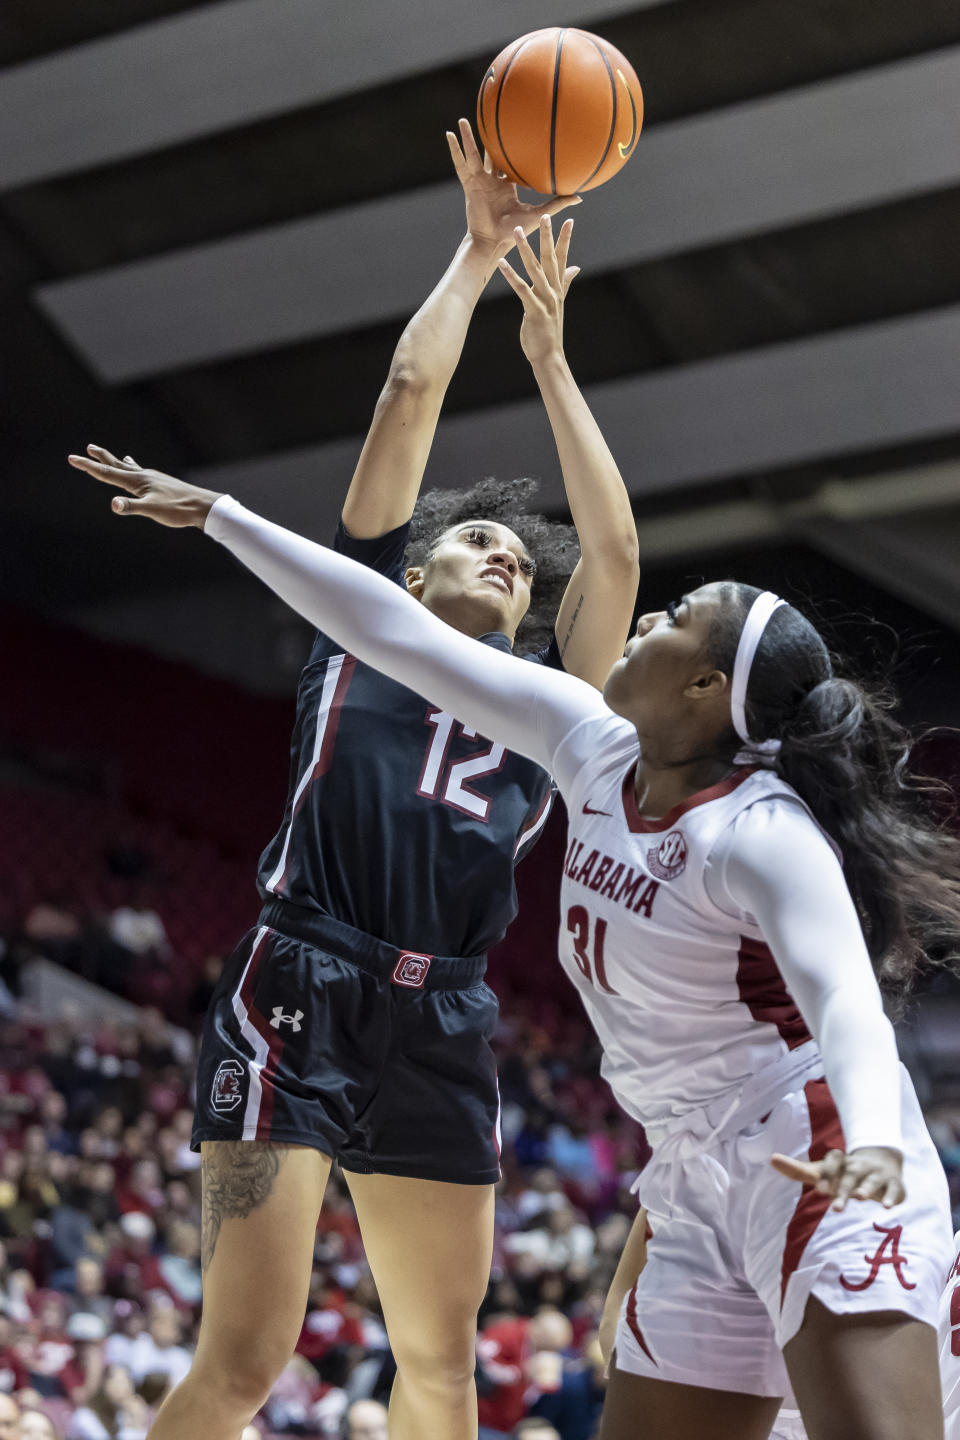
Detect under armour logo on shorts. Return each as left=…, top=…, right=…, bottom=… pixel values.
left=269, top=1007, right=303, bottom=1032
left=392, top=952, right=432, bottom=988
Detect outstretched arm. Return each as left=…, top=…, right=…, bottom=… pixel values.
left=67, top=450, right=607, bottom=781
left=710, top=802, right=905, bottom=1209
left=500, top=222, right=639, bottom=687
left=341, top=120, right=578, bottom=540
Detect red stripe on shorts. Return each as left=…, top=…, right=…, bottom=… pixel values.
left=780, top=1077, right=846, bottom=1306
left=625, top=1281, right=657, bottom=1365
left=237, top=930, right=286, bottom=1139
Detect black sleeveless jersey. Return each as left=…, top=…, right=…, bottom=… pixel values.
left=255, top=518, right=559, bottom=957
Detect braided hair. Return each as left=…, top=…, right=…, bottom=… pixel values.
left=704, top=582, right=960, bottom=1000
left=406, top=477, right=579, bottom=652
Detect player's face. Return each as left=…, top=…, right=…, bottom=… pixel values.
left=603, top=583, right=728, bottom=733
left=411, top=520, right=535, bottom=639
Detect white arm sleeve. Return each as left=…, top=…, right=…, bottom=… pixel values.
left=707, top=801, right=903, bottom=1154
left=205, top=496, right=608, bottom=789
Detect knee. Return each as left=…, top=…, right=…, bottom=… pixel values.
left=393, top=1325, right=477, bottom=1398
left=192, top=1338, right=291, bottom=1413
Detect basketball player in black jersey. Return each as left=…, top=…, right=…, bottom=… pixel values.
left=70, top=121, right=639, bottom=1440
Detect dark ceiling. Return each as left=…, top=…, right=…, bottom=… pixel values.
left=2, top=0, right=959, bottom=710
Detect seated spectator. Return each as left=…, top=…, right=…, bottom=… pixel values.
left=512, top=1421, right=561, bottom=1440
left=504, top=1203, right=595, bottom=1274
left=66, top=1364, right=150, bottom=1440
left=477, top=1307, right=572, bottom=1437
left=0, top=1312, right=28, bottom=1393
left=0, top=1392, right=20, bottom=1440
left=120, top=1302, right=190, bottom=1392
left=20, top=1410, right=62, bottom=1440
left=345, top=1397, right=389, bottom=1440
left=155, top=1222, right=201, bottom=1312
left=19, top=1292, right=73, bottom=1397
left=69, top=1261, right=112, bottom=1329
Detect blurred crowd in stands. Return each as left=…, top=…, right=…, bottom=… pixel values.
left=0, top=884, right=652, bottom=1440
left=1, top=772, right=959, bottom=1440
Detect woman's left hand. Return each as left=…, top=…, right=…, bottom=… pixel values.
left=771, top=1145, right=905, bottom=1211
left=68, top=445, right=221, bottom=528
left=497, top=215, right=580, bottom=365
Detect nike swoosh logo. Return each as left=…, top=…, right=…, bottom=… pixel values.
left=583, top=802, right=612, bottom=816
left=616, top=68, right=639, bottom=160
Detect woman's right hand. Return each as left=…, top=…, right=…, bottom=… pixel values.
left=446, top=117, right=580, bottom=257
left=68, top=445, right=221, bottom=529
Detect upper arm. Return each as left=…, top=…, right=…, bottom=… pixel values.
left=553, top=550, right=640, bottom=690
left=716, top=804, right=881, bottom=1025
left=340, top=370, right=445, bottom=539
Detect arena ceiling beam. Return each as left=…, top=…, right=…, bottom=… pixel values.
left=0, top=0, right=660, bottom=192
left=183, top=304, right=960, bottom=531
left=33, top=46, right=960, bottom=383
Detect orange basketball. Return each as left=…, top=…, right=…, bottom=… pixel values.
left=477, top=27, right=643, bottom=195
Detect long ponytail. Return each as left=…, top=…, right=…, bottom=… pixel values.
left=708, top=584, right=960, bottom=998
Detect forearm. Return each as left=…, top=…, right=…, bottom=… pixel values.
left=531, top=352, right=638, bottom=567
left=340, top=233, right=501, bottom=537
left=389, top=233, right=501, bottom=392
left=205, top=497, right=596, bottom=769
left=807, top=989, right=903, bottom=1153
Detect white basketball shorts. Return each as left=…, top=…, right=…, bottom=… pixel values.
left=615, top=1064, right=952, bottom=1398
left=941, top=1230, right=960, bottom=1440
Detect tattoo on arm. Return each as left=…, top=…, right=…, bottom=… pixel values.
left=201, top=1142, right=285, bottom=1274
left=560, top=592, right=585, bottom=659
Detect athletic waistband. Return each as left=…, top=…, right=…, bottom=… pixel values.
left=642, top=1041, right=825, bottom=1155
left=257, top=898, right=488, bottom=992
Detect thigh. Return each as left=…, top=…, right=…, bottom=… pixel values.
left=346, top=984, right=502, bottom=1186
left=194, top=1140, right=332, bottom=1374
left=599, top=1362, right=780, bottom=1440
left=345, top=1171, right=494, bottom=1351
left=784, top=1296, right=944, bottom=1440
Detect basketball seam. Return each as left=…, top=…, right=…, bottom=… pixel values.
left=549, top=29, right=566, bottom=196
left=495, top=38, right=536, bottom=191
left=581, top=36, right=619, bottom=190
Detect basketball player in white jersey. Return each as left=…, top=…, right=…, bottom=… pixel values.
left=68, top=459, right=960, bottom=1440
left=942, top=1231, right=960, bottom=1440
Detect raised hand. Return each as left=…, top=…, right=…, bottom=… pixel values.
left=67, top=445, right=220, bottom=529
left=497, top=215, right=580, bottom=364
left=771, top=1145, right=905, bottom=1212
left=446, top=117, right=580, bottom=256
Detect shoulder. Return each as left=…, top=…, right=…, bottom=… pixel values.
left=334, top=516, right=411, bottom=585
left=709, top=792, right=845, bottom=918
left=520, top=634, right=564, bottom=671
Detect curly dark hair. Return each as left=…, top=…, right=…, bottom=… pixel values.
left=405, top=477, right=579, bottom=652
left=704, top=582, right=960, bottom=1003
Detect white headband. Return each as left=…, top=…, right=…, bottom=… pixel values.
left=730, top=591, right=786, bottom=758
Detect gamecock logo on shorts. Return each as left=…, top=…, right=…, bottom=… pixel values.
left=647, top=830, right=688, bottom=881
left=392, top=952, right=432, bottom=989
left=211, top=1058, right=245, bottom=1113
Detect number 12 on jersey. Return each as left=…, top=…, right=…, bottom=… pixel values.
left=567, top=905, right=619, bottom=994
left=418, top=708, right=506, bottom=821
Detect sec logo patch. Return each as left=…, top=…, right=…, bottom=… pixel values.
left=647, top=830, right=687, bottom=881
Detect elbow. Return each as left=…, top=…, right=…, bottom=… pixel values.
left=590, top=532, right=640, bottom=581
left=382, top=359, right=437, bottom=403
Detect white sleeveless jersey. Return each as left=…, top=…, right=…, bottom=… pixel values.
left=555, top=712, right=823, bottom=1143
left=942, top=1231, right=960, bottom=1439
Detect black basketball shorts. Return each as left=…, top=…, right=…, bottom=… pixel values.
left=191, top=898, right=502, bottom=1185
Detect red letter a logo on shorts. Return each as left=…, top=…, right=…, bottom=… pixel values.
left=839, top=1222, right=917, bottom=1292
